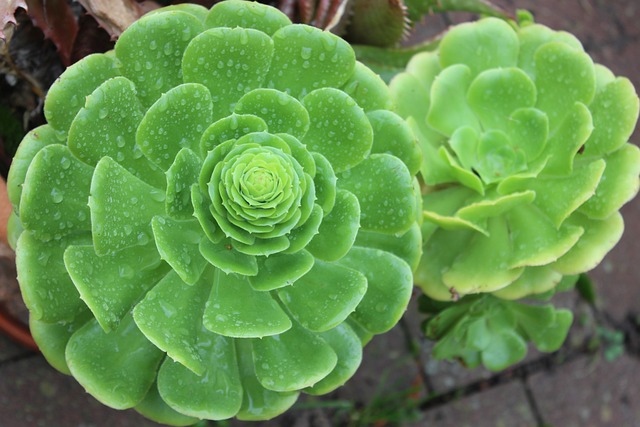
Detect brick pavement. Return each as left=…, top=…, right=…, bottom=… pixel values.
left=0, top=1, right=639, bottom=426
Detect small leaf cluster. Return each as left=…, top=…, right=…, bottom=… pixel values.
left=7, top=1, right=422, bottom=424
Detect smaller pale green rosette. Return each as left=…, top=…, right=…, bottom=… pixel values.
left=7, top=1, right=422, bottom=424
left=390, top=16, right=640, bottom=302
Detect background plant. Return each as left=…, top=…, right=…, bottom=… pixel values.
left=391, top=12, right=640, bottom=370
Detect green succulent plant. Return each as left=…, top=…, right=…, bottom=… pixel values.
left=6, top=1, right=422, bottom=424
left=390, top=16, right=640, bottom=367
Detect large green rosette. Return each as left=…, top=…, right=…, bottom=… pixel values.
left=390, top=17, right=639, bottom=368
left=7, top=1, right=422, bottom=424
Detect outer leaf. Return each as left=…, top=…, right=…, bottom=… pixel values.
left=252, top=322, right=338, bottom=392
left=19, top=144, right=93, bottom=240
left=266, top=24, right=355, bottom=99
left=44, top=53, right=120, bottom=134
left=115, top=10, right=204, bottom=108
left=134, top=270, right=210, bottom=375
left=135, top=381, right=199, bottom=427
left=338, top=154, right=416, bottom=234
left=66, top=315, right=164, bottom=409
left=136, top=83, right=213, bottom=171
left=439, top=17, right=519, bottom=77
left=583, top=77, right=639, bottom=156
left=7, top=125, right=59, bottom=214
left=205, top=0, right=291, bottom=35
left=68, top=76, right=164, bottom=188
left=340, top=247, right=413, bottom=333
left=235, top=340, right=299, bottom=421
left=278, top=260, right=367, bottom=332
left=183, top=27, right=273, bottom=121
left=305, top=323, right=362, bottom=395
left=302, top=88, right=373, bottom=173
left=65, top=243, right=167, bottom=332
left=157, top=332, right=242, bottom=419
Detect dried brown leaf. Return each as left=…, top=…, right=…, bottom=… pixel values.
left=24, top=0, right=78, bottom=66
left=76, top=0, right=160, bottom=39
left=1, top=0, right=27, bottom=40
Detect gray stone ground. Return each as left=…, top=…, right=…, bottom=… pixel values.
left=1, top=0, right=639, bottom=426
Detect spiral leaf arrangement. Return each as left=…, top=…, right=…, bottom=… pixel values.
left=391, top=16, right=640, bottom=368
left=6, top=1, right=422, bottom=423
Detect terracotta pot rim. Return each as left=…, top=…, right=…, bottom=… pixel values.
left=0, top=304, right=38, bottom=351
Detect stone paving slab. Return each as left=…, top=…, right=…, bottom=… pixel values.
left=528, top=354, right=640, bottom=426
left=420, top=381, right=537, bottom=426
left=0, top=341, right=164, bottom=427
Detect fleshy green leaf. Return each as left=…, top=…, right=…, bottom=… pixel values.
left=506, top=204, right=584, bottom=268
left=205, top=0, right=291, bottom=35
left=137, top=83, right=213, bottom=171
left=583, top=77, right=639, bottom=157
left=134, top=270, right=210, bottom=375
left=151, top=216, right=208, bottom=285
left=427, top=64, right=480, bottom=137
left=204, top=270, right=291, bottom=338
left=338, top=154, right=416, bottom=234
left=199, top=238, right=258, bottom=276
left=443, top=217, right=524, bottom=294
left=340, top=247, right=413, bottom=333
left=135, top=381, right=199, bottom=427
left=367, top=110, right=422, bottom=175
left=492, top=266, right=562, bottom=300
left=6, top=125, right=60, bottom=214
left=115, top=11, right=204, bottom=108
left=354, top=222, right=423, bottom=272
left=307, top=189, right=360, bottom=262
left=68, top=76, right=164, bottom=188
left=30, top=310, right=92, bottom=375
left=252, top=321, right=337, bottom=392
left=235, top=339, right=299, bottom=421
left=249, top=250, right=315, bottom=291
left=199, top=114, right=268, bottom=157
left=166, top=148, right=202, bottom=220
left=278, top=260, right=367, bottom=332
left=19, top=144, right=93, bottom=240
left=89, top=157, right=166, bottom=255
left=157, top=332, right=242, bottom=420
left=305, top=323, right=362, bottom=395
left=580, top=143, right=640, bottom=219
left=302, top=88, right=373, bottom=173
left=65, top=243, right=167, bottom=332
left=439, top=17, right=519, bottom=77
left=66, top=315, right=164, bottom=409
left=266, top=25, right=355, bottom=99
left=539, top=102, right=593, bottom=176
left=552, top=212, right=624, bottom=275
left=15, top=232, right=91, bottom=323
left=311, top=152, right=337, bottom=214
left=467, top=67, right=536, bottom=132
left=534, top=41, right=596, bottom=130
left=341, top=61, right=392, bottom=112
left=183, top=27, right=273, bottom=121
left=507, top=159, right=606, bottom=227
left=235, top=89, right=310, bottom=139
left=44, top=54, right=120, bottom=134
